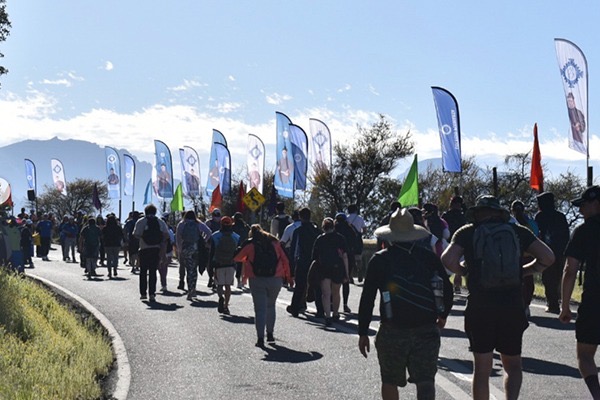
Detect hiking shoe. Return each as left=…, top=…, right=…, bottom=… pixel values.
left=266, top=333, right=275, bottom=343
left=140, top=294, right=147, bottom=300
left=286, top=305, right=298, bottom=318
left=218, top=296, right=225, bottom=313
left=343, top=305, right=351, bottom=313
left=255, top=338, right=265, bottom=347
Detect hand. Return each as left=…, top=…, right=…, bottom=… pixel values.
left=436, top=317, right=447, bottom=329
left=358, top=336, right=370, bottom=358
left=559, top=307, right=572, bottom=324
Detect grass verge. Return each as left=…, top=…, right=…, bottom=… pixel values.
left=0, top=268, right=114, bottom=400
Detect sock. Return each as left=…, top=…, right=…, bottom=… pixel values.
left=584, top=374, right=600, bottom=399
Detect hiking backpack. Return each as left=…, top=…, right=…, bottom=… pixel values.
left=213, top=232, right=237, bottom=266
left=181, top=221, right=200, bottom=245
left=472, top=222, right=521, bottom=290
left=251, top=239, right=279, bottom=277
left=142, top=216, right=163, bottom=246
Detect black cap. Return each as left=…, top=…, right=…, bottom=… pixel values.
left=572, top=186, right=600, bottom=207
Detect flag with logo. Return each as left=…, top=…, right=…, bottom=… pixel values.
left=289, top=123, right=308, bottom=190
left=247, top=134, right=265, bottom=194
left=50, top=158, right=67, bottom=196
left=398, top=154, right=419, bottom=207
left=274, top=111, right=294, bottom=199
left=179, top=146, right=201, bottom=198
left=214, top=142, right=231, bottom=196
left=432, top=87, right=462, bottom=173
left=105, top=146, right=121, bottom=199
left=123, top=154, right=135, bottom=197
left=555, top=38, right=588, bottom=155
left=308, top=118, right=332, bottom=170
left=206, top=129, right=228, bottom=197
left=153, top=140, right=174, bottom=199
left=530, top=123, right=544, bottom=192
left=24, top=158, right=36, bottom=194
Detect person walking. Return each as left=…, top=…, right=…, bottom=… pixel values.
left=359, top=208, right=453, bottom=400
left=37, top=214, right=53, bottom=261
left=176, top=210, right=207, bottom=300
left=442, top=195, right=554, bottom=400
left=20, top=219, right=34, bottom=269
left=210, top=216, right=240, bottom=314
left=559, top=185, right=600, bottom=399
left=102, top=214, right=123, bottom=279
left=61, top=216, right=78, bottom=263
left=232, top=212, right=250, bottom=289
left=442, top=196, right=467, bottom=293
left=270, top=201, right=292, bottom=239
left=333, top=213, right=356, bottom=313
left=79, top=217, right=102, bottom=279
left=234, top=224, right=292, bottom=347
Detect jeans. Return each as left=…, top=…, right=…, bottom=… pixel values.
left=249, top=276, right=283, bottom=339
left=105, top=246, right=120, bottom=270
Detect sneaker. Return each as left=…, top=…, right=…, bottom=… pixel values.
left=113, top=268, right=118, bottom=276
left=218, top=296, right=225, bottom=313
left=223, top=306, right=230, bottom=315
left=266, top=333, right=275, bottom=343
left=325, top=317, right=332, bottom=327
left=177, top=282, right=185, bottom=291
left=149, top=295, right=156, bottom=302
left=237, top=280, right=243, bottom=289
left=315, top=312, right=325, bottom=319
left=187, top=292, right=194, bottom=300
left=108, top=273, right=112, bottom=279
left=454, top=286, right=462, bottom=294
left=255, top=338, right=265, bottom=347
left=286, top=305, right=298, bottom=318
left=140, top=294, right=147, bottom=300
left=332, top=313, right=340, bottom=321
left=545, top=305, right=560, bottom=314
left=343, top=305, right=351, bottom=313
left=161, top=285, right=167, bottom=292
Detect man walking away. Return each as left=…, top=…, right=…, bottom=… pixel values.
left=359, top=208, right=453, bottom=400
left=270, top=201, right=292, bottom=239
left=210, top=216, right=240, bottom=314
left=442, top=195, right=554, bottom=400
left=559, top=186, right=600, bottom=399
left=79, top=217, right=102, bottom=279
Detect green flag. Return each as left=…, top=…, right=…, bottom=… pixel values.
left=170, top=183, right=184, bottom=212
left=398, top=154, right=419, bottom=206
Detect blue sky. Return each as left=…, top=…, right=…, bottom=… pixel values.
left=0, top=1, right=598, bottom=185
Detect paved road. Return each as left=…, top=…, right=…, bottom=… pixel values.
left=28, top=249, right=590, bottom=399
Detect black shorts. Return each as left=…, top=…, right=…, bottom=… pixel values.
left=576, top=301, right=600, bottom=345
left=464, top=306, right=528, bottom=355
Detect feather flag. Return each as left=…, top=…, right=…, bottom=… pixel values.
left=153, top=140, right=174, bottom=199
left=170, top=183, right=184, bottom=212
left=398, top=155, right=419, bottom=207
left=105, top=147, right=121, bottom=199
left=123, top=154, right=135, bottom=197
left=432, top=87, right=462, bottom=173
left=555, top=38, right=588, bottom=156
left=0, top=177, right=11, bottom=207
left=308, top=118, right=332, bottom=170
left=50, top=159, right=67, bottom=196
left=214, top=143, right=231, bottom=196
left=179, top=146, right=201, bottom=198
left=209, top=184, right=222, bottom=213
left=274, top=112, right=294, bottom=199
left=289, top=124, right=308, bottom=191
left=92, top=183, right=102, bottom=211
left=530, top=124, right=544, bottom=192
left=143, top=179, right=152, bottom=205
left=206, top=130, right=228, bottom=197
left=247, top=134, right=265, bottom=194
left=24, top=159, right=37, bottom=195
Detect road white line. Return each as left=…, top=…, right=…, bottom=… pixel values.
left=29, top=274, right=130, bottom=400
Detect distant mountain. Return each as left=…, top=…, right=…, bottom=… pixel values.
left=0, top=137, right=153, bottom=215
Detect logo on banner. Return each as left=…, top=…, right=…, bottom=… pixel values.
left=107, top=154, right=117, bottom=163
left=186, top=155, right=197, bottom=167
left=53, top=165, right=62, bottom=174
left=250, top=145, right=262, bottom=160
left=441, top=124, right=452, bottom=135
left=561, top=58, right=584, bottom=88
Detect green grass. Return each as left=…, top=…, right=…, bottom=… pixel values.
left=0, top=268, right=113, bottom=400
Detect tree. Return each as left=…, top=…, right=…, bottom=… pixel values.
left=311, top=114, right=414, bottom=223
left=0, top=1, right=11, bottom=82
left=37, top=179, right=110, bottom=218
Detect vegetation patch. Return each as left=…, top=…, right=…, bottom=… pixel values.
left=0, top=269, right=113, bottom=399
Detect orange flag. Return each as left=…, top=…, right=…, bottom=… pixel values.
left=209, top=184, right=222, bottom=213
left=236, top=181, right=246, bottom=213
left=530, top=123, right=544, bottom=192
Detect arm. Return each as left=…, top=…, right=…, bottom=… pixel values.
left=522, top=238, right=555, bottom=277
left=559, top=257, right=579, bottom=323
left=441, top=242, right=465, bottom=276
left=358, top=255, right=383, bottom=358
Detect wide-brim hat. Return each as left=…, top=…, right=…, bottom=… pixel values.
left=374, top=208, right=430, bottom=242
left=466, top=195, right=510, bottom=222
left=572, top=185, right=600, bottom=207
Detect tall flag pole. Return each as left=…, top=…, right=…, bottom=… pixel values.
left=153, top=140, right=174, bottom=200
left=24, top=158, right=37, bottom=201
left=308, top=118, right=332, bottom=170
left=398, top=154, right=419, bottom=207
left=555, top=39, right=589, bottom=173
left=530, top=123, right=544, bottom=193
left=274, top=112, right=294, bottom=199
left=214, top=142, right=231, bottom=196
left=50, top=158, right=67, bottom=196
left=179, top=146, right=201, bottom=200
left=289, top=123, right=308, bottom=191
left=104, top=146, right=121, bottom=219
left=431, top=87, right=462, bottom=173
left=247, top=134, right=265, bottom=194
left=206, top=129, right=228, bottom=197
left=123, top=154, right=136, bottom=212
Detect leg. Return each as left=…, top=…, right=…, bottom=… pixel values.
left=542, top=257, right=563, bottom=311
left=178, top=257, right=186, bottom=289
left=331, top=282, right=342, bottom=317
left=320, top=278, right=332, bottom=318
left=265, top=277, right=282, bottom=336
left=250, top=278, right=267, bottom=339
left=290, top=265, right=308, bottom=312
left=138, top=250, right=149, bottom=296
left=415, top=381, right=435, bottom=400
left=472, top=352, right=494, bottom=400
left=500, top=353, right=523, bottom=400
left=577, top=343, right=600, bottom=398
left=381, top=383, right=399, bottom=400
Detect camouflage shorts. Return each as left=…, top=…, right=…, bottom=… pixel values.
left=375, top=323, right=440, bottom=387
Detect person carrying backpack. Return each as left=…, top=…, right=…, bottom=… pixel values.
left=358, top=208, right=453, bottom=400
left=270, top=201, right=292, bottom=239
left=79, top=217, right=102, bottom=279
left=442, top=195, right=554, bottom=400
left=234, top=224, right=292, bottom=347
left=210, top=216, right=240, bottom=314
left=176, top=210, right=208, bottom=300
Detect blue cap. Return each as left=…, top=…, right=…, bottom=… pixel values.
left=335, top=212, right=347, bottom=221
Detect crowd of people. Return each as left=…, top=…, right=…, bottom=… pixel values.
left=1, top=186, right=599, bottom=399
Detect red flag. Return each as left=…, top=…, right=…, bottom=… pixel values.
left=236, top=181, right=246, bottom=213
left=93, top=183, right=102, bottom=211
left=530, top=123, right=544, bottom=192
left=209, top=184, right=222, bottom=213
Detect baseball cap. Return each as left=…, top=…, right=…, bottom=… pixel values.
left=571, top=185, right=600, bottom=207
left=220, top=216, right=233, bottom=226
left=212, top=208, right=221, bottom=217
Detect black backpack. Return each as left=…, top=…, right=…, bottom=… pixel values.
left=251, top=239, right=279, bottom=277
left=142, top=216, right=162, bottom=245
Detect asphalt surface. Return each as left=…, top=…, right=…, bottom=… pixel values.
left=28, top=248, right=591, bottom=400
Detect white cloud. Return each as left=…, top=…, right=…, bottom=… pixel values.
left=104, top=61, right=114, bottom=71
left=205, top=102, right=242, bottom=114
left=265, top=93, right=292, bottom=105
left=168, top=79, right=207, bottom=92
left=337, top=84, right=352, bottom=93
left=40, top=79, right=72, bottom=87
left=228, top=75, right=236, bottom=81
left=368, top=84, right=379, bottom=96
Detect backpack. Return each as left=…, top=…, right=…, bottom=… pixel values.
left=142, top=216, right=162, bottom=246
left=251, top=239, right=279, bottom=277
left=181, top=221, right=200, bottom=245
left=213, top=232, right=237, bottom=266
left=472, top=222, right=521, bottom=290
left=276, top=215, right=291, bottom=239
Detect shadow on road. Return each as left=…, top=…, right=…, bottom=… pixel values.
left=160, top=290, right=185, bottom=298
left=529, top=315, right=575, bottom=331
left=144, top=301, right=184, bottom=311
left=521, top=356, right=580, bottom=377
left=261, top=344, right=323, bottom=363
left=220, top=314, right=254, bottom=325
left=189, top=299, right=218, bottom=308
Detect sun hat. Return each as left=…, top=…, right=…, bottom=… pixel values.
left=571, top=185, right=600, bottom=207
left=374, top=208, right=430, bottom=242
left=466, top=195, right=510, bottom=222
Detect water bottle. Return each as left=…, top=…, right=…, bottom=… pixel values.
left=431, top=271, right=445, bottom=315
left=382, top=291, right=393, bottom=319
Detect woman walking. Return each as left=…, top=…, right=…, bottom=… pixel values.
left=102, top=214, right=124, bottom=278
